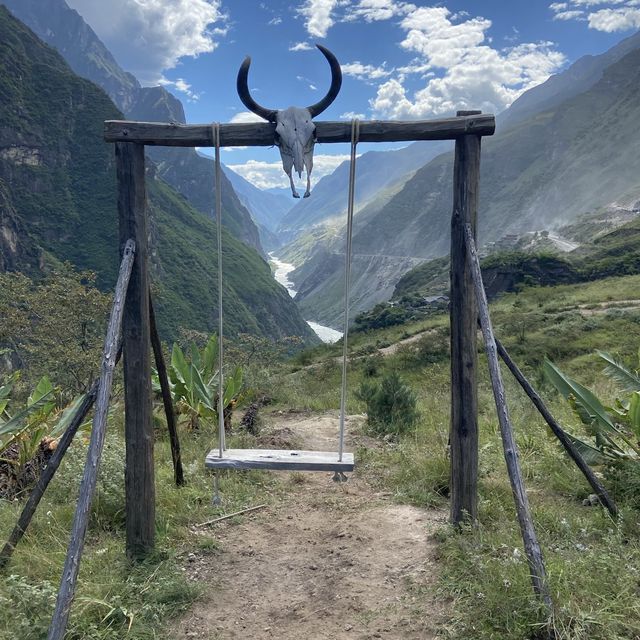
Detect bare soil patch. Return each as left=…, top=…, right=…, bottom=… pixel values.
left=172, top=412, right=448, bottom=639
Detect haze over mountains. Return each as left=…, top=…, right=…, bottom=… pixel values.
left=280, top=29, right=640, bottom=326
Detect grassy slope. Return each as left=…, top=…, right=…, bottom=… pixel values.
left=0, top=7, right=314, bottom=342
left=275, top=274, right=640, bottom=639
left=1, top=274, right=640, bottom=638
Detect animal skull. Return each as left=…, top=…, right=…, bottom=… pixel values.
left=236, top=45, right=342, bottom=198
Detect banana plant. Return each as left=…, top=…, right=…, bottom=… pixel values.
left=0, top=375, right=91, bottom=484
left=152, top=334, right=244, bottom=430
left=544, top=353, right=640, bottom=465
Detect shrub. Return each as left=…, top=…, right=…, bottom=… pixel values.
left=355, top=371, right=419, bottom=436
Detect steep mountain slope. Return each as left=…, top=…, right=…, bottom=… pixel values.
left=0, top=0, right=139, bottom=112
left=278, top=141, right=448, bottom=243
left=501, top=29, right=640, bottom=130
left=0, top=6, right=314, bottom=342
left=129, top=87, right=264, bottom=254
left=293, top=40, right=640, bottom=327
left=1, top=0, right=264, bottom=255
left=224, top=166, right=294, bottom=250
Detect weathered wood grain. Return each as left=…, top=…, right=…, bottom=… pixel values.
left=149, top=294, right=184, bottom=487
left=117, top=142, right=155, bottom=559
left=495, top=337, right=618, bottom=518
left=464, top=223, right=553, bottom=616
left=205, top=449, right=355, bottom=472
left=104, top=114, right=496, bottom=146
left=449, top=116, right=481, bottom=526
left=47, top=240, right=135, bottom=640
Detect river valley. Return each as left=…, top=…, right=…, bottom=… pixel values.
left=269, top=254, right=343, bottom=343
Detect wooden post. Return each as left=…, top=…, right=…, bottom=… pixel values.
left=449, top=111, right=481, bottom=525
left=495, top=338, right=618, bottom=518
left=149, top=294, right=184, bottom=486
left=464, top=224, right=553, bottom=615
left=116, top=142, right=155, bottom=559
left=47, top=241, right=136, bottom=640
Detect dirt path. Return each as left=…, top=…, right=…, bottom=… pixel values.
left=172, top=412, right=448, bottom=639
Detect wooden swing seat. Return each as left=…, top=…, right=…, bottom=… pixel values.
left=205, top=448, right=354, bottom=472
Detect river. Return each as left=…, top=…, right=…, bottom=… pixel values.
left=269, top=253, right=343, bottom=344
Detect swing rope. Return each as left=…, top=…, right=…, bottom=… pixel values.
left=209, top=119, right=358, bottom=465
left=213, top=123, right=225, bottom=458
left=338, top=119, right=359, bottom=462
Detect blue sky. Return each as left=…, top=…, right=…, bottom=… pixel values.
left=65, top=0, right=640, bottom=189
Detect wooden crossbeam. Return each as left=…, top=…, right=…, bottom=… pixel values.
left=104, top=114, right=496, bottom=147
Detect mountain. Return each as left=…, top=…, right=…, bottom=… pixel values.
left=0, top=0, right=139, bottom=112
left=128, top=87, right=264, bottom=254
left=291, top=37, right=640, bottom=327
left=223, top=166, right=294, bottom=251
left=0, top=6, right=315, bottom=342
left=500, top=30, right=640, bottom=131
left=277, top=141, right=449, bottom=244
left=0, top=0, right=265, bottom=256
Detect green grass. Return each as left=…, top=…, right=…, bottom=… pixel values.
left=0, top=406, right=278, bottom=640
left=3, top=270, right=640, bottom=638
left=267, top=272, right=640, bottom=639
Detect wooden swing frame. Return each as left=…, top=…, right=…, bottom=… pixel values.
left=3, top=95, right=622, bottom=640
left=104, top=110, right=495, bottom=555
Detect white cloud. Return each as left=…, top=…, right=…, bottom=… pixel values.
left=269, top=17, right=283, bottom=25
left=230, top=111, right=265, bottom=123
left=340, top=111, right=367, bottom=119
left=554, top=10, right=586, bottom=20
left=588, top=6, right=640, bottom=30
left=549, top=1, right=640, bottom=31
left=341, top=62, right=393, bottom=82
left=65, top=0, right=226, bottom=83
left=227, top=154, right=351, bottom=189
left=158, top=76, right=200, bottom=100
left=370, top=7, right=566, bottom=119
left=290, top=41, right=314, bottom=51
left=298, top=0, right=339, bottom=37
left=345, top=0, right=416, bottom=22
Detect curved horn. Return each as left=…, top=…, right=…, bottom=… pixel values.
left=306, top=44, right=342, bottom=118
left=236, top=56, right=277, bottom=122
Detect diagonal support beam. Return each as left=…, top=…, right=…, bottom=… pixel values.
left=463, top=223, right=554, bottom=618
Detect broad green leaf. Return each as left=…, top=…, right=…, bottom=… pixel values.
left=203, top=334, right=219, bottom=377
left=189, top=364, right=214, bottom=410
left=190, top=343, right=202, bottom=370
left=564, top=432, right=612, bottom=465
left=544, top=359, right=617, bottom=434
left=50, top=393, right=88, bottom=438
left=28, top=376, right=54, bottom=407
left=598, top=350, right=640, bottom=392
left=223, top=367, right=243, bottom=406
left=629, top=392, right=640, bottom=441
left=0, top=381, right=13, bottom=402
left=171, top=344, right=189, bottom=384
left=0, top=392, right=53, bottom=437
